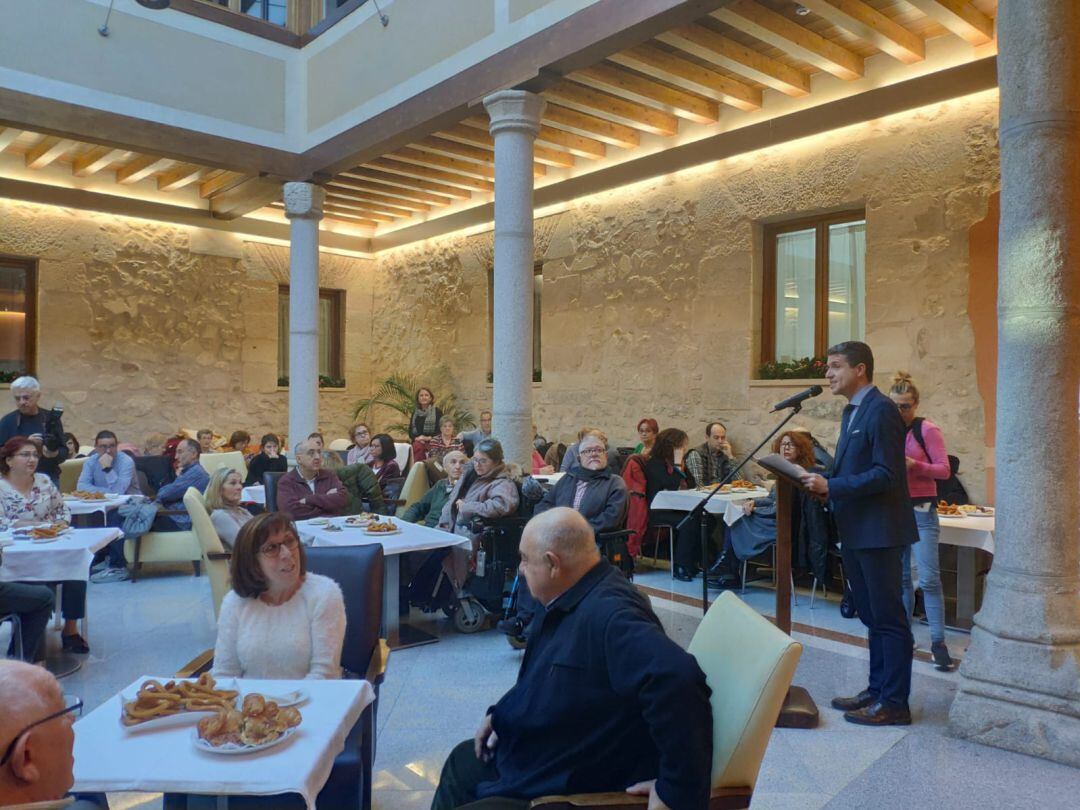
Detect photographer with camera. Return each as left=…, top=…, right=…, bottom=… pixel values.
left=0, top=377, right=68, bottom=486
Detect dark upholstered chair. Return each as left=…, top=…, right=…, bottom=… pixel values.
left=263, top=470, right=286, bottom=513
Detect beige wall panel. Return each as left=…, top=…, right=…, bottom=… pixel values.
left=2, top=0, right=286, bottom=133
left=509, top=0, right=593, bottom=22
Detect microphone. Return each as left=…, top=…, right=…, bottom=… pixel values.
left=770, top=385, right=823, bottom=413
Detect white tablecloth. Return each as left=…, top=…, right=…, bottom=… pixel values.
left=72, top=676, right=375, bottom=810
left=63, top=494, right=134, bottom=517
left=298, top=517, right=470, bottom=555
left=939, top=514, right=995, bottom=554
left=651, top=487, right=770, bottom=515
left=0, top=527, right=121, bottom=582
left=242, top=485, right=266, bottom=505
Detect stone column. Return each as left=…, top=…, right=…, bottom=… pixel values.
left=283, top=181, right=325, bottom=449
left=949, top=0, right=1080, bottom=766
left=484, top=90, right=546, bottom=470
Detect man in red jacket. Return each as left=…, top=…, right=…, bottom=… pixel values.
left=276, top=438, right=348, bottom=520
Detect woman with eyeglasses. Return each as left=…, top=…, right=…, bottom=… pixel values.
left=346, top=423, right=374, bottom=466
left=889, top=372, right=953, bottom=670
left=0, top=437, right=89, bottom=655
left=632, top=418, right=659, bottom=455
left=212, top=512, right=345, bottom=679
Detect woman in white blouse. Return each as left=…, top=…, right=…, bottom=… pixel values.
left=0, top=436, right=88, bottom=654
left=212, top=512, right=345, bottom=680
left=203, top=467, right=252, bottom=549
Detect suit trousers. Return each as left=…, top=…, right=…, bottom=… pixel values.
left=840, top=544, right=913, bottom=708
left=433, top=739, right=529, bottom=810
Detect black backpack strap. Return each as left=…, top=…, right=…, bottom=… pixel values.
left=909, top=417, right=931, bottom=461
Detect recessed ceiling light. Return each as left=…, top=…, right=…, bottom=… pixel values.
left=795, top=4, right=811, bottom=15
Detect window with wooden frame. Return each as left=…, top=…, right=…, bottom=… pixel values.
left=488, top=263, right=543, bottom=383
left=277, top=286, right=345, bottom=384
left=0, top=256, right=37, bottom=380
left=761, top=211, right=866, bottom=366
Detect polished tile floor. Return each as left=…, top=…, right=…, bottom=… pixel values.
left=55, top=563, right=1080, bottom=810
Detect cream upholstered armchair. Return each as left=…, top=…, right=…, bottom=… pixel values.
left=398, top=459, right=431, bottom=514
left=531, top=591, right=802, bottom=810
left=58, top=457, right=87, bottom=493
left=328, top=438, right=352, bottom=452
left=124, top=481, right=202, bottom=582
left=183, top=487, right=231, bottom=619
left=200, top=451, right=247, bottom=478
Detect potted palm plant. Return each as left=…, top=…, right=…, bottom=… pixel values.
left=352, top=373, right=475, bottom=439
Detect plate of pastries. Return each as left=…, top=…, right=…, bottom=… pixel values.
left=193, top=693, right=303, bottom=754
left=938, top=501, right=994, bottom=518
left=714, top=479, right=757, bottom=493
left=364, top=519, right=400, bottom=536
left=69, top=490, right=108, bottom=501
left=13, top=521, right=71, bottom=543
left=344, top=512, right=378, bottom=527
left=120, top=673, right=239, bottom=731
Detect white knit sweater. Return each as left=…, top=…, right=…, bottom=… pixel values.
left=212, top=573, right=346, bottom=680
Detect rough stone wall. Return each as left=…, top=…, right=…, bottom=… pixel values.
left=370, top=91, right=1000, bottom=502
left=0, top=200, right=375, bottom=446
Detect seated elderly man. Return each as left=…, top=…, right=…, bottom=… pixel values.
left=559, top=426, right=622, bottom=473
left=0, top=660, right=100, bottom=809
left=535, top=432, right=627, bottom=533
left=402, top=450, right=467, bottom=528
left=277, top=438, right=348, bottom=520
left=0, top=377, right=67, bottom=485
left=150, top=438, right=210, bottom=531
left=433, top=508, right=712, bottom=810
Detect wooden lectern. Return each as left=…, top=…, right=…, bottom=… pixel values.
left=761, top=460, right=820, bottom=729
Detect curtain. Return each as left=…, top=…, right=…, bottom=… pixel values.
left=827, top=221, right=866, bottom=347
left=774, top=228, right=816, bottom=362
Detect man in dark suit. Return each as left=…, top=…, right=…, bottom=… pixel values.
left=801, top=341, right=917, bottom=726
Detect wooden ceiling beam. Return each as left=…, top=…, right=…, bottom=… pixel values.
left=116, top=154, right=174, bottom=185
left=712, top=0, right=864, bottom=80
left=571, top=63, right=718, bottom=124
left=461, top=115, right=607, bottom=160
left=434, top=125, right=576, bottom=168
left=325, top=188, right=421, bottom=217
left=362, top=159, right=494, bottom=193
left=905, top=0, right=994, bottom=46
left=544, top=82, right=679, bottom=136
left=156, top=163, right=205, bottom=192
left=411, top=135, right=555, bottom=175
left=24, top=136, right=72, bottom=169
left=199, top=170, right=248, bottom=199
left=271, top=202, right=378, bottom=230
left=0, top=127, right=23, bottom=154
left=71, top=145, right=127, bottom=177
left=325, top=183, right=432, bottom=212
left=323, top=201, right=398, bottom=223
left=609, top=43, right=762, bottom=111
left=542, top=104, right=641, bottom=149
left=209, top=175, right=282, bottom=220
left=657, top=25, right=810, bottom=96
left=797, top=0, right=924, bottom=64
left=388, top=147, right=509, bottom=180
left=339, top=169, right=472, bottom=201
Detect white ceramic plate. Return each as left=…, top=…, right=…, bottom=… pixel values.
left=118, top=679, right=239, bottom=733
left=308, top=518, right=330, bottom=526
left=0, top=538, right=13, bottom=549
left=259, top=688, right=308, bottom=708
left=191, top=725, right=298, bottom=755
left=938, top=513, right=966, bottom=519
left=364, top=528, right=401, bottom=536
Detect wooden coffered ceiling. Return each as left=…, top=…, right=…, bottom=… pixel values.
left=0, top=0, right=997, bottom=242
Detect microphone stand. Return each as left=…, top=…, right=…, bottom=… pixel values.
left=676, top=403, right=805, bottom=614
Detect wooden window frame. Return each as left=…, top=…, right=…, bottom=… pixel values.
left=488, top=263, right=543, bottom=383
left=0, top=255, right=37, bottom=378
left=760, top=209, right=866, bottom=365
left=277, top=285, right=345, bottom=380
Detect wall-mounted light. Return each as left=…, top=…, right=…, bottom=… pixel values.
left=99, top=0, right=172, bottom=38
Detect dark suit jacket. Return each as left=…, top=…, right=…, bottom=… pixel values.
left=827, top=386, right=918, bottom=550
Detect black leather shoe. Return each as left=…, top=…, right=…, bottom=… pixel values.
left=673, top=565, right=695, bottom=582
left=931, top=641, right=954, bottom=671
left=706, top=573, right=741, bottom=590
left=707, top=551, right=739, bottom=578
left=62, top=633, right=90, bottom=654
left=830, top=690, right=877, bottom=711
left=844, top=701, right=911, bottom=726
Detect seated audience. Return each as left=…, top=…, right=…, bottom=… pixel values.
left=212, top=513, right=345, bottom=679
left=64, top=433, right=84, bottom=459
left=80, top=430, right=140, bottom=583
left=402, top=450, right=466, bottom=528
left=438, top=438, right=519, bottom=587
left=244, top=433, right=288, bottom=487
left=633, top=417, right=659, bottom=454
left=369, top=433, right=401, bottom=493
left=226, top=430, right=251, bottom=455
left=673, top=421, right=736, bottom=581
left=560, top=426, right=621, bottom=472
left=196, top=428, right=215, bottom=455
left=151, top=438, right=210, bottom=531
left=0, top=377, right=68, bottom=485
left=204, top=467, right=252, bottom=549
left=0, top=660, right=95, bottom=809
left=425, top=417, right=465, bottom=464
left=531, top=447, right=554, bottom=475
left=409, top=387, right=442, bottom=442
left=308, top=431, right=343, bottom=471
left=535, top=433, right=628, bottom=533
left=622, top=428, right=690, bottom=559
left=0, top=437, right=87, bottom=654
left=345, top=423, right=374, bottom=465
left=0, top=580, right=53, bottom=663
left=432, top=508, right=712, bottom=810
left=142, top=432, right=169, bottom=458
left=459, top=410, right=493, bottom=448
left=277, top=439, right=348, bottom=521
left=721, top=430, right=830, bottom=590
left=337, top=461, right=387, bottom=515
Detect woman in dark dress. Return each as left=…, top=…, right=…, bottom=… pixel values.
left=621, top=428, right=689, bottom=558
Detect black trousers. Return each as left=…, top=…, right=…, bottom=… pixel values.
left=433, top=740, right=529, bottom=810
left=0, top=580, right=55, bottom=661
left=671, top=511, right=721, bottom=573
left=841, top=544, right=913, bottom=708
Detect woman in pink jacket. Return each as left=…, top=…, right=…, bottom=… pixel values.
left=889, top=372, right=953, bottom=670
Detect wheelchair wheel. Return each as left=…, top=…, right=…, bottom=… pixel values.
left=453, top=598, right=486, bottom=633
left=506, top=634, right=527, bottom=651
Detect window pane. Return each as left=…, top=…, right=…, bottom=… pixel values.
left=277, top=291, right=289, bottom=380
left=827, top=220, right=866, bottom=347
left=0, top=264, right=30, bottom=375
left=774, top=228, right=816, bottom=362
left=533, top=271, right=542, bottom=382
left=266, top=0, right=287, bottom=25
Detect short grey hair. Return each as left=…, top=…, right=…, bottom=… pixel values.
left=10, top=376, right=40, bottom=392
left=475, top=437, right=504, bottom=463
